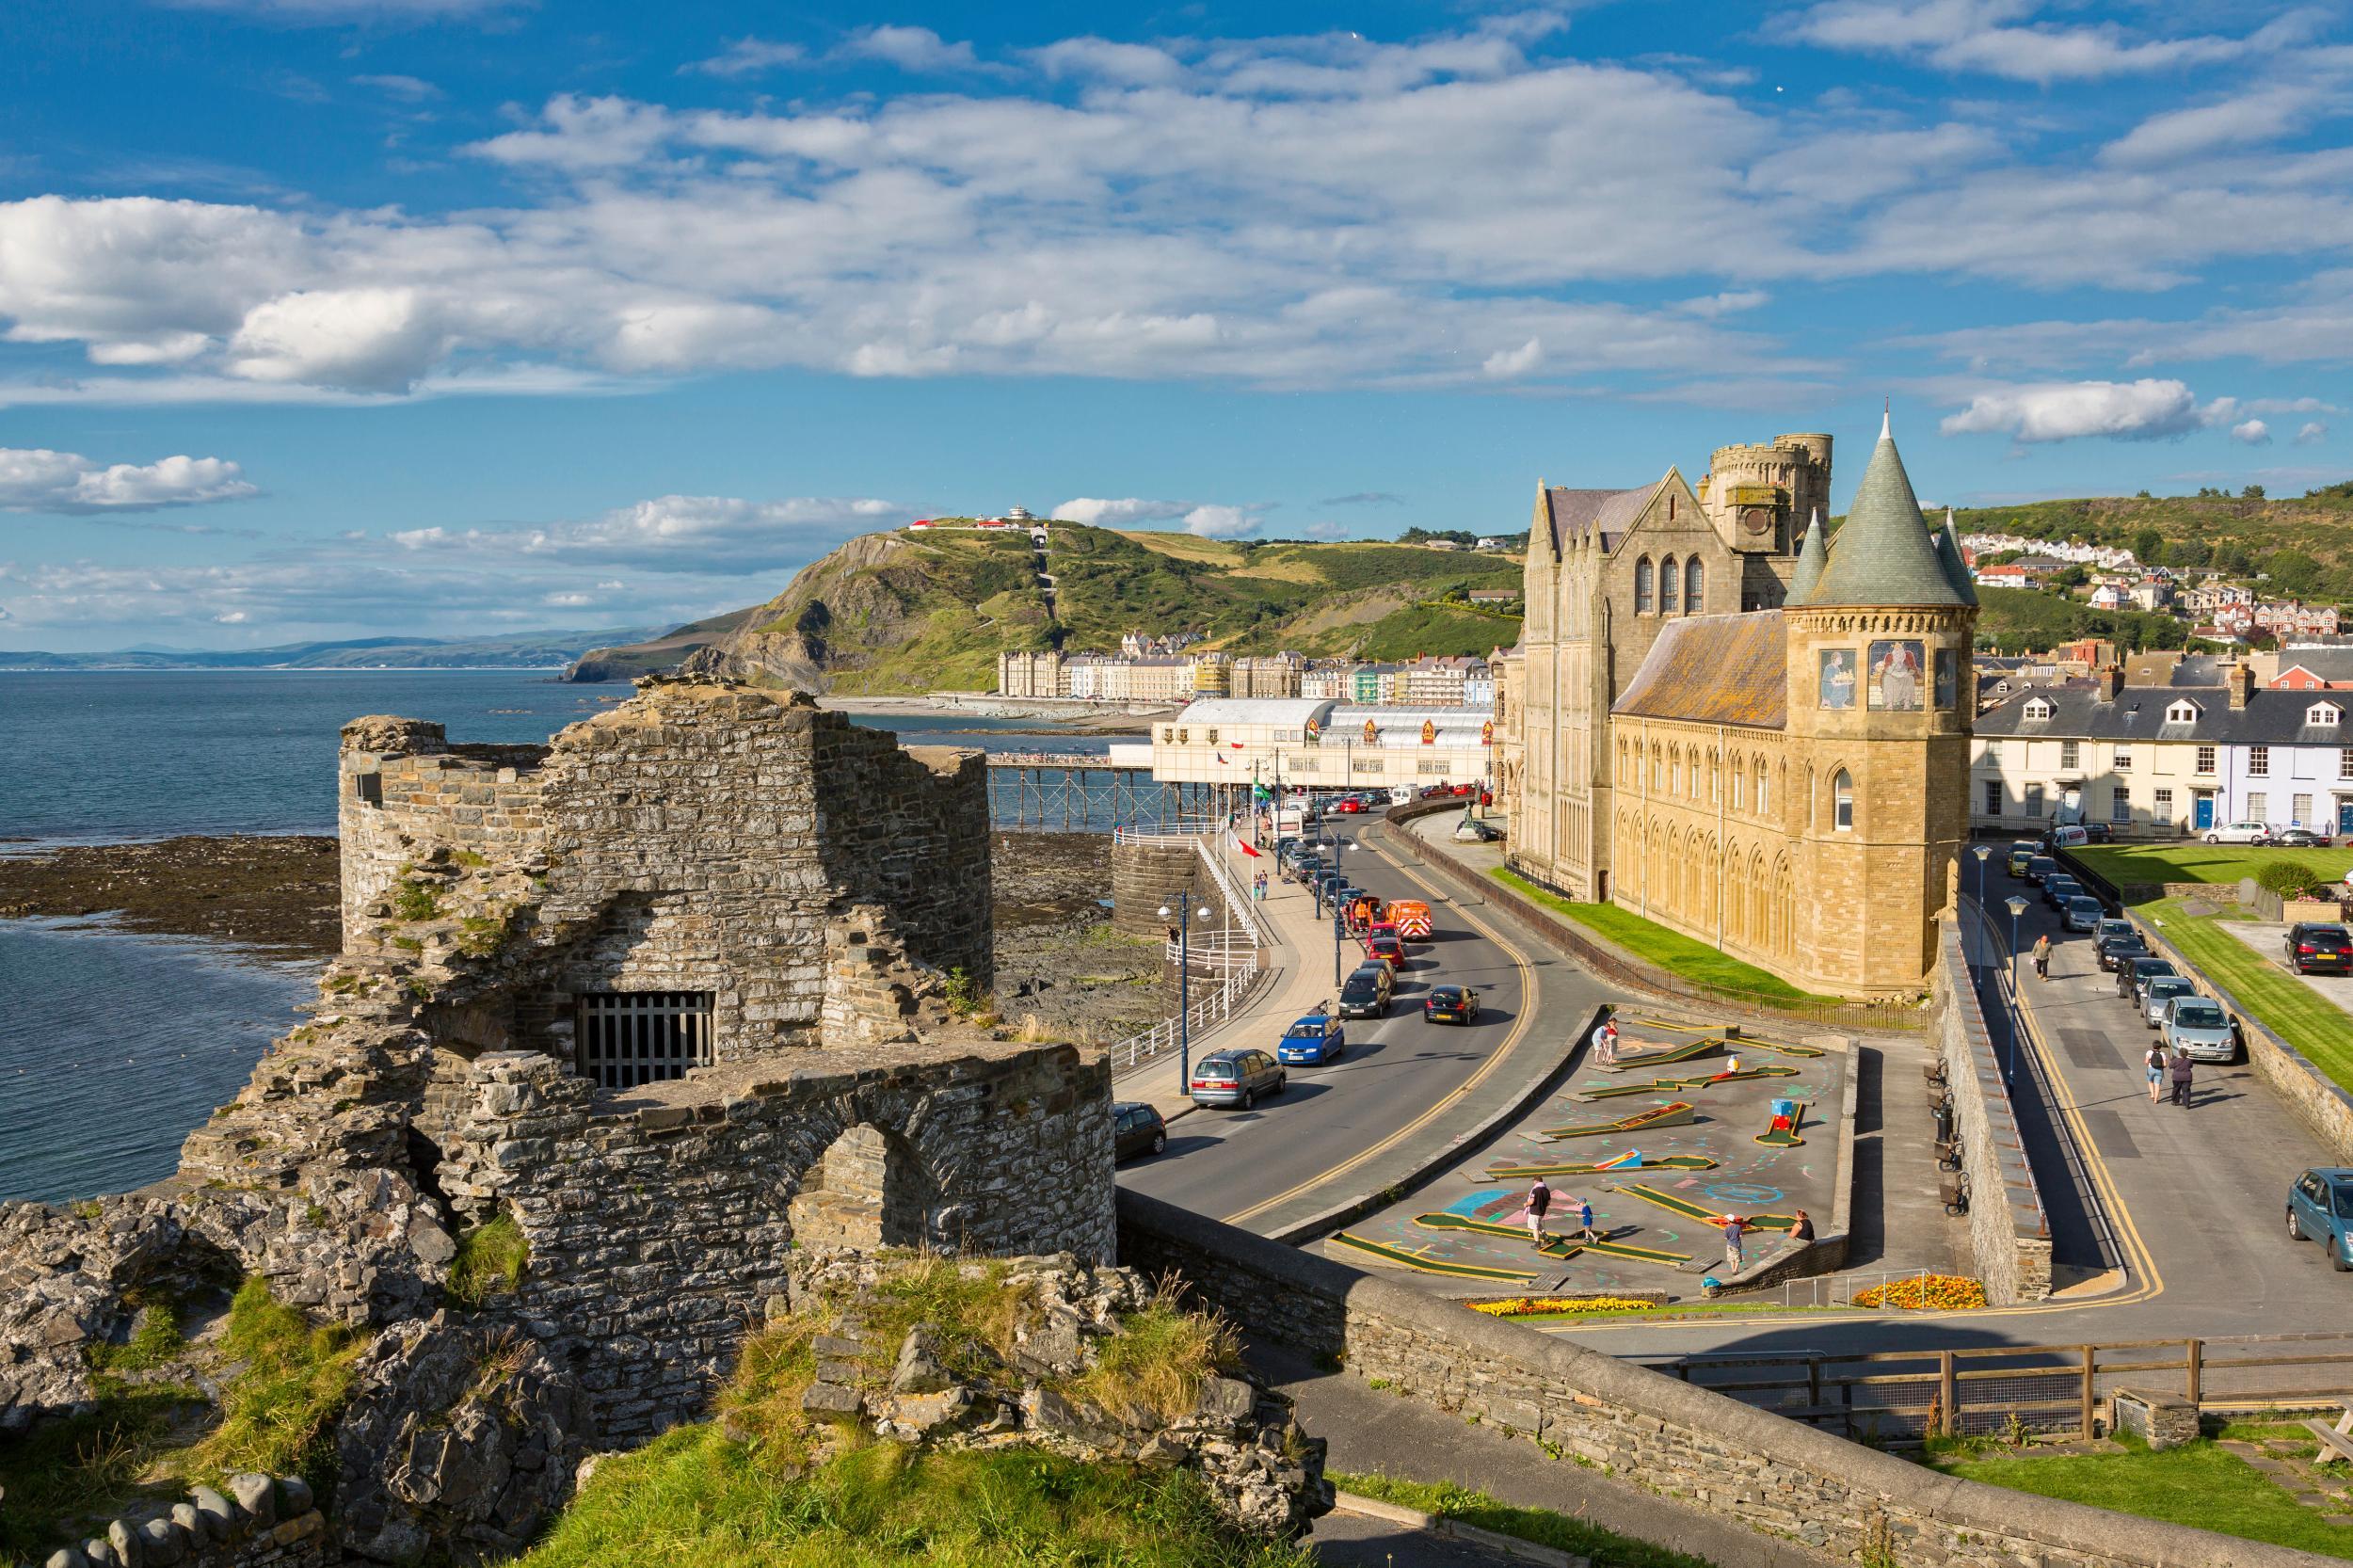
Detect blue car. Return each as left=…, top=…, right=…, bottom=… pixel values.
left=2287, top=1169, right=2353, bottom=1272
left=1277, top=1012, right=1347, bottom=1065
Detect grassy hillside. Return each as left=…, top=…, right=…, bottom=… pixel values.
left=1947, top=486, right=2353, bottom=600
left=1971, top=586, right=2196, bottom=656
left=621, top=524, right=1526, bottom=693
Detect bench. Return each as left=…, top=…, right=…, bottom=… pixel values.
left=2304, top=1400, right=2353, bottom=1466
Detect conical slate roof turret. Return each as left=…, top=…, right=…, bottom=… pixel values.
left=1805, top=412, right=1968, bottom=609
left=1935, top=506, right=1978, bottom=607
left=1788, top=507, right=1828, bottom=605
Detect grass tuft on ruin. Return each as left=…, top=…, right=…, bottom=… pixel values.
left=0, top=1388, right=201, bottom=1560
left=447, top=1213, right=531, bottom=1307
left=192, top=1277, right=367, bottom=1493
left=1067, top=1281, right=1240, bottom=1426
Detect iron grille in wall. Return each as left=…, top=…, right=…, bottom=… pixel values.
left=577, top=991, right=713, bottom=1089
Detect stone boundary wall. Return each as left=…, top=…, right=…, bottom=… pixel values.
left=1111, top=837, right=1209, bottom=938
left=1938, top=906, right=2053, bottom=1304
left=2126, top=913, right=2353, bottom=1164
left=1118, top=1190, right=2330, bottom=1568
left=439, top=1041, right=1114, bottom=1438
left=44, top=1473, right=330, bottom=1568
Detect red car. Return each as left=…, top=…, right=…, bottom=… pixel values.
left=1363, top=934, right=1405, bottom=969
left=1337, top=797, right=1365, bottom=813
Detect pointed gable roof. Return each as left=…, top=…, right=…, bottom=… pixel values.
left=1543, top=484, right=1653, bottom=553
left=1936, top=507, right=1978, bottom=607
left=1807, top=414, right=1968, bottom=609
left=1788, top=507, right=1828, bottom=605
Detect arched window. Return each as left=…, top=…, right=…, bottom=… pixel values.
left=1685, top=557, right=1704, bottom=615
left=1754, top=760, right=1769, bottom=816
left=1833, top=769, right=1855, bottom=832
left=1635, top=557, right=1655, bottom=614
left=1660, top=555, right=1680, bottom=614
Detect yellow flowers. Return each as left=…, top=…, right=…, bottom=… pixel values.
left=1469, top=1295, right=1657, bottom=1318
left=1853, top=1274, right=1987, bottom=1310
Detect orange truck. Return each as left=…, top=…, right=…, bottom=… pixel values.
left=1389, top=899, right=1433, bottom=941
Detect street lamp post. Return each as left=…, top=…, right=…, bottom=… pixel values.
left=2004, top=894, right=2030, bottom=1083
left=1972, top=844, right=1993, bottom=968
left=1160, top=896, right=1215, bottom=1086
left=1327, top=837, right=1353, bottom=985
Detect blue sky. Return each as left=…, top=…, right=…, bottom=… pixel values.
left=3, top=0, right=2350, bottom=649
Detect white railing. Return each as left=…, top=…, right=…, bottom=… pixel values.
left=1198, top=830, right=1273, bottom=947
left=1106, top=958, right=1267, bottom=1077
left=1112, top=820, right=1224, bottom=845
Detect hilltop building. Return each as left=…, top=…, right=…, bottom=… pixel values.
left=1500, top=421, right=1977, bottom=997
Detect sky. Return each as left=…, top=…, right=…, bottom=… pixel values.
left=3, top=0, right=2351, bottom=650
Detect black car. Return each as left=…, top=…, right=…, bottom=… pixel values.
left=2081, top=822, right=2114, bottom=844
left=2274, top=827, right=2332, bottom=848
left=2119, top=955, right=2177, bottom=1003
left=2095, top=926, right=2150, bottom=971
left=1337, top=964, right=1394, bottom=1018
left=1423, top=984, right=1481, bottom=1024
left=2041, top=874, right=2083, bottom=911
left=2024, top=856, right=2057, bottom=886
left=1112, top=1100, right=1167, bottom=1160
left=2287, top=922, right=2353, bottom=975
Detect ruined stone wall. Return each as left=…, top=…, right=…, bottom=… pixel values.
left=813, top=730, right=993, bottom=989
left=339, top=717, right=547, bottom=948
left=437, top=1040, right=1114, bottom=1437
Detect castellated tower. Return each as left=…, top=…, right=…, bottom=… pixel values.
left=1701, top=432, right=1833, bottom=611
left=1779, top=417, right=1977, bottom=994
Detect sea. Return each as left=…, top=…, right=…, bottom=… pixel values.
left=0, top=669, right=1110, bottom=1204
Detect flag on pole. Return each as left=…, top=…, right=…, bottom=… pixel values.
left=1215, top=753, right=1229, bottom=765
left=1240, top=840, right=1261, bottom=857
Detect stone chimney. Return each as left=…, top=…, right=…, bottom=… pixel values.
left=2228, top=663, right=2256, bottom=710
left=2097, top=664, right=2124, bottom=702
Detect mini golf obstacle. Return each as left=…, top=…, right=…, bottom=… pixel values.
left=1613, top=1183, right=1798, bottom=1231
left=1477, top=1153, right=1717, bottom=1182
left=1575, top=1064, right=1800, bottom=1101
left=1539, top=1101, right=1697, bottom=1141
left=1755, top=1098, right=1809, bottom=1147
left=1627, top=1016, right=1826, bottom=1060
left=1597, top=1036, right=1722, bottom=1073
left=1409, top=1214, right=1691, bottom=1269
left=1328, top=1230, right=1543, bottom=1282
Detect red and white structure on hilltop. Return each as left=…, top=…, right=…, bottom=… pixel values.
left=908, top=506, right=1039, bottom=532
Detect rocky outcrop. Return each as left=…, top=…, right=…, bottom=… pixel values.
left=334, top=1313, right=591, bottom=1565
left=785, top=1249, right=1332, bottom=1541
left=46, top=1472, right=331, bottom=1568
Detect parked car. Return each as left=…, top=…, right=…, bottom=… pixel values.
left=1112, top=1101, right=1167, bottom=1161
left=1276, top=1011, right=1348, bottom=1065
left=2063, top=895, right=2104, bottom=934
left=2140, top=975, right=2197, bottom=1029
left=2041, top=873, right=2083, bottom=911
left=2273, top=826, right=2332, bottom=848
left=2095, top=924, right=2149, bottom=971
left=2045, top=825, right=2089, bottom=851
left=1456, top=817, right=1502, bottom=843
left=2286, top=922, right=2353, bottom=975
left=2204, top=820, right=2273, bottom=845
left=2081, top=822, right=2115, bottom=844
left=1423, top=984, right=1481, bottom=1024
left=1190, top=1048, right=1287, bottom=1110
left=2119, top=955, right=2178, bottom=1004
left=1364, top=933, right=1406, bottom=970
left=1336, top=796, right=1366, bottom=814
left=2025, top=856, right=2057, bottom=885
left=2007, top=840, right=2040, bottom=877
left=2164, top=996, right=2239, bottom=1064
left=1337, top=965, right=1392, bottom=1018
left=2285, top=1168, right=2353, bottom=1271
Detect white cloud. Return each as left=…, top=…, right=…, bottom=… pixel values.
left=2297, top=421, right=2329, bottom=445
left=0, top=447, right=259, bottom=513
left=1050, top=498, right=1193, bottom=526
left=214, top=610, right=248, bottom=623
left=836, top=25, right=986, bottom=73
left=1677, top=290, right=1769, bottom=317
left=1183, top=504, right=1260, bottom=538
left=1785, top=0, right=2310, bottom=84
left=684, top=38, right=806, bottom=77
left=1482, top=337, right=1544, bottom=379
left=2232, top=418, right=2274, bottom=446
left=2101, top=88, right=2316, bottom=167
left=157, top=0, right=516, bottom=21
left=1939, top=378, right=2203, bottom=442
left=227, top=286, right=448, bottom=392
left=1028, top=38, right=1186, bottom=86
left=392, top=493, right=903, bottom=570
left=352, top=73, right=443, bottom=101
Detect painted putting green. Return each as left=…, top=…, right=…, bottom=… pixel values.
left=1407, top=1214, right=1691, bottom=1269
left=1598, top=1037, right=1723, bottom=1072
left=1328, top=1229, right=1545, bottom=1281
left=1538, top=1101, right=1698, bottom=1141
left=1582, top=1237, right=1692, bottom=1266
left=1613, top=1182, right=1797, bottom=1230
left=1476, top=1155, right=1718, bottom=1182
left=1624, top=1016, right=1826, bottom=1059
left=1575, top=1064, right=1800, bottom=1101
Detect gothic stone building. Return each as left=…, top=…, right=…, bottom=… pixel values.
left=1504, top=421, right=1977, bottom=996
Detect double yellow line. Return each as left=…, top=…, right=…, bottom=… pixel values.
left=1220, top=821, right=1542, bottom=1227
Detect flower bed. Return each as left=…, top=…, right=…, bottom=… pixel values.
left=1853, top=1274, right=1987, bottom=1310
left=1468, top=1295, right=1660, bottom=1318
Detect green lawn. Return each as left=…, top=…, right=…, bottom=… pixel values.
left=2073, top=841, right=2353, bottom=892
left=2143, top=897, right=2353, bottom=1095
left=1332, top=1472, right=1717, bottom=1568
left=1927, top=1434, right=2353, bottom=1560
left=1489, top=869, right=1832, bottom=1004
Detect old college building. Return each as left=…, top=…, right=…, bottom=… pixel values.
left=1499, top=419, right=1977, bottom=997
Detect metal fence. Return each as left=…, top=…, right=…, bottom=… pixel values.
left=1106, top=960, right=1267, bottom=1078
left=1649, top=1333, right=2353, bottom=1445
left=1107, top=827, right=1273, bottom=1077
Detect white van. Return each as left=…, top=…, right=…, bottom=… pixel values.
left=1387, top=786, right=1415, bottom=807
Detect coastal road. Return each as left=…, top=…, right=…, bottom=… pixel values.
left=1119, top=817, right=1587, bottom=1233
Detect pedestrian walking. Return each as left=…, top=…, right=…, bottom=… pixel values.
left=1721, top=1214, right=1746, bottom=1272
left=1524, top=1176, right=1553, bottom=1246
left=2032, top=933, right=2051, bottom=980
left=2144, top=1042, right=2167, bottom=1105
left=1572, top=1194, right=1597, bottom=1243
left=2169, top=1047, right=2195, bottom=1109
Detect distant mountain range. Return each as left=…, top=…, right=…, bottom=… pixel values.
left=1, top=628, right=667, bottom=672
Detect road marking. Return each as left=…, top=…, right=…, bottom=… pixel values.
left=1218, top=821, right=1545, bottom=1227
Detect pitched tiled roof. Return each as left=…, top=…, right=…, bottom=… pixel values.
left=1977, top=684, right=2353, bottom=744
left=1610, top=612, right=1787, bottom=730
left=1544, top=485, right=1653, bottom=553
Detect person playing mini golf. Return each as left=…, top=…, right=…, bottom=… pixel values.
left=1525, top=1176, right=1553, bottom=1245
left=1721, top=1213, right=1747, bottom=1272
left=1572, top=1193, right=1598, bottom=1243
left=1591, top=1016, right=1619, bottom=1066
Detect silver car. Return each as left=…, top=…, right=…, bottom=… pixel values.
left=2164, top=996, right=2238, bottom=1064
left=2063, top=895, right=2103, bottom=933
left=2141, top=975, right=2197, bottom=1029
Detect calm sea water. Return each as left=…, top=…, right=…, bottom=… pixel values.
left=0, top=670, right=1109, bottom=1203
